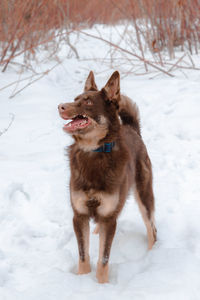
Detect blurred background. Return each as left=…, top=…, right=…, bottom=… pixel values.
left=1, top=0, right=200, bottom=82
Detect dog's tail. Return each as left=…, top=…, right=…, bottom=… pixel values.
left=118, top=95, right=141, bottom=136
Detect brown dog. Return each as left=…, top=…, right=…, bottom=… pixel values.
left=58, top=71, right=157, bottom=283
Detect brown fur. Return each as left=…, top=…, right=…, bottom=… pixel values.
left=58, top=71, right=157, bottom=283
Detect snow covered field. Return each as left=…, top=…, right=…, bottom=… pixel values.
left=0, top=27, right=200, bottom=299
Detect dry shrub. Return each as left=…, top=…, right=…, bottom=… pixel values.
left=109, top=0, right=200, bottom=58
left=0, top=0, right=200, bottom=72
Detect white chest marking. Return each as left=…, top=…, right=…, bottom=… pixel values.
left=96, top=191, right=119, bottom=217
left=71, top=189, right=119, bottom=217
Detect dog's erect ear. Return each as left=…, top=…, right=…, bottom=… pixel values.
left=84, top=71, right=98, bottom=92
left=103, top=71, right=120, bottom=101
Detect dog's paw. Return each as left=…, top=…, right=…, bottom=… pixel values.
left=96, top=262, right=109, bottom=284
left=78, top=259, right=91, bottom=274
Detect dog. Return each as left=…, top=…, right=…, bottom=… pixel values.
left=58, top=71, right=157, bottom=283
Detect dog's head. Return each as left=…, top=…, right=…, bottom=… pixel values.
left=58, top=71, right=121, bottom=146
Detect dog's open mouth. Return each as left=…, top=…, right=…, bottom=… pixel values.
left=63, top=115, right=91, bottom=132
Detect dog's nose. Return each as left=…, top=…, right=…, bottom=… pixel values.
left=58, top=104, right=66, bottom=111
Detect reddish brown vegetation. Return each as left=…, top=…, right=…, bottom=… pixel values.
left=0, top=0, right=200, bottom=71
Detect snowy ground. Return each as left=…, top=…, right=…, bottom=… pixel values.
left=0, top=27, right=200, bottom=299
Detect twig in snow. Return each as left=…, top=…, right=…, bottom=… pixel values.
left=0, top=73, right=40, bottom=92
left=187, top=53, right=195, bottom=68
left=9, top=61, right=61, bottom=99
left=0, top=113, right=15, bottom=136
left=167, top=54, right=186, bottom=73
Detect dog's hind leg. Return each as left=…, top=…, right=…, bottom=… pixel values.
left=134, top=157, right=157, bottom=250
left=73, top=214, right=91, bottom=274
left=96, top=218, right=116, bottom=283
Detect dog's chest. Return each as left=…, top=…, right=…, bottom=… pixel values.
left=72, top=153, right=115, bottom=191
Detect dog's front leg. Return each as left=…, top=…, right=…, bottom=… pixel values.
left=73, top=214, right=91, bottom=274
left=96, top=217, right=117, bottom=283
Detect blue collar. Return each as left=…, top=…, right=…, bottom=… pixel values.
left=93, top=142, right=115, bottom=153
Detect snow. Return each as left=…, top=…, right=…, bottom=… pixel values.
left=0, top=26, right=200, bottom=299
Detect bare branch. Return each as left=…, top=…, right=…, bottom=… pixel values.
left=79, top=30, right=174, bottom=77
left=167, top=54, right=186, bottom=73
left=9, top=61, right=62, bottom=99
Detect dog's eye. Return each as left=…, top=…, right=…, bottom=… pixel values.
left=85, top=99, right=93, bottom=106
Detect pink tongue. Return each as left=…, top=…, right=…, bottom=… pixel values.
left=65, top=118, right=87, bottom=131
